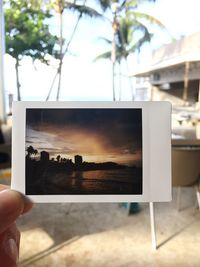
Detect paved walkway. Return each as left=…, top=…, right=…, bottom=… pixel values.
left=1, top=175, right=200, bottom=267
left=17, top=189, right=200, bottom=267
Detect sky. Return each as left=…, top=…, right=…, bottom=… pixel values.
left=4, top=0, right=200, bottom=105
left=26, top=108, right=142, bottom=166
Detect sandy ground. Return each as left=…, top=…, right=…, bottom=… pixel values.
left=16, top=188, right=200, bottom=267
left=0, top=173, right=200, bottom=267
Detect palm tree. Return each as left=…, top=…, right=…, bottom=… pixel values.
left=26, top=145, right=35, bottom=158
left=33, top=149, right=38, bottom=159
left=45, top=0, right=162, bottom=101
left=95, top=0, right=165, bottom=100
left=95, top=17, right=150, bottom=99
left=56, top=154, right=61, bottom=162
left=46, top=0, right=104, bottom=101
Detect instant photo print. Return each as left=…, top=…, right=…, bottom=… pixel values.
left=11, top=101, right=171, bottom=202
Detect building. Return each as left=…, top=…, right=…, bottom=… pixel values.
left=40, top=151, right=49, bottom=162
left=74, top=155, right=83, bottom=166
left=133, top=32, right=200, bottom=106
left=134, top=77, right=151, bottom=101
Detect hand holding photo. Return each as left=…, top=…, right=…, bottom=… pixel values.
left=11, top=101, right=171, bottom=202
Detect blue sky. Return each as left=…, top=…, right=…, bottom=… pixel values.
left=4, top=0, right=200, bottom=103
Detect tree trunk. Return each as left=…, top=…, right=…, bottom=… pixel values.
left=111, top=14, right=117, bottom=102
left=15, top=58, right=21, bottom=101
left=56, top=10, right=63, bottom=101
left=47, top=1, right=87, bottom=101
left=112, top=60, right=116, bottom=101
left=118, top=62, right=122, bottom=101
left=46, top=71, right=58, bottom=101
left=47, top=11, right=82, bottom=101
left=125, top=57, right=134, bottom=100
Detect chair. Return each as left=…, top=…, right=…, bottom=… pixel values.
left=172, top=146, right=200, bottom=210
left=150, top=142, right=200, bottom=250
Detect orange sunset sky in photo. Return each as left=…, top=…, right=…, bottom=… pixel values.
left=26, top=108, right=142, bottom=167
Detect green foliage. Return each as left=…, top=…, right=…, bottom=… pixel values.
left=64, top=3, right=103, bottom=19
left=93, top=0, right=162, bottom=100
left=95, top=0, right=165, bottom=62
left=95, top=17, right=153, bottom=62
left=45, top=0, right=105, bottom=100
left=4, top=0, right=58, bottom=63
left=93, top=0, right=157, bottom=13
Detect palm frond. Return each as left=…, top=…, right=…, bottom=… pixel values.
left=127, top=10, right=165, bottom=28
left=118, top=17, right=133, bottom=45
left=133, top=21, right=152, bottom=45
left=93, top=51, right=111, bottom=62
left=127, top=20, right=153, bottom=54
left=128, top=25, right=152, bottom=53
left=64, top=2, right=103, bottom=19
left=92, top=0, right=111, bottom=12
left=126, top=0, right=156, bottom=8
left=96, top=36, right=112, bottom=45
left=125, top=0, right=139, bottom=9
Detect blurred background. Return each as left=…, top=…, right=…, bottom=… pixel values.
left=0, top=0, right=200, bottom=266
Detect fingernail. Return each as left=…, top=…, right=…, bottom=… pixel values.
left=3, top=238, right=19, bottom=264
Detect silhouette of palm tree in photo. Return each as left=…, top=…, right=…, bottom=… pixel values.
left=56, top=154, right=61, bottom=162
left=33, top=149, right=38, bottom=159
left=26, top=145, right=35, bottom=158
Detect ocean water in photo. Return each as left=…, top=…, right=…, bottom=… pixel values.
left=26, top=167, right=142, bottom=195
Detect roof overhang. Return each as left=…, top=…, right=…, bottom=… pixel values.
left=133, top=53, right=200, bottom=77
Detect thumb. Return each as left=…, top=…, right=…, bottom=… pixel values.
left=0, top=190, right=33, bottom=234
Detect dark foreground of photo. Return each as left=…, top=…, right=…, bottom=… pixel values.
left=26, top=160, right=142, bottom=195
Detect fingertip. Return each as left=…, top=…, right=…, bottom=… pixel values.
left=0, top=189, right=33, bottom=234
left=0, top=189, right=24, bottom=213
left=7, top=190, right=34, bottom=214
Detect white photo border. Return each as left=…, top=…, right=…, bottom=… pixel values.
left=11, top=101, right=171, bottom=203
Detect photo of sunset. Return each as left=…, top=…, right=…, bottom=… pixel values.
left=25, top=108, right=142, bottom=195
